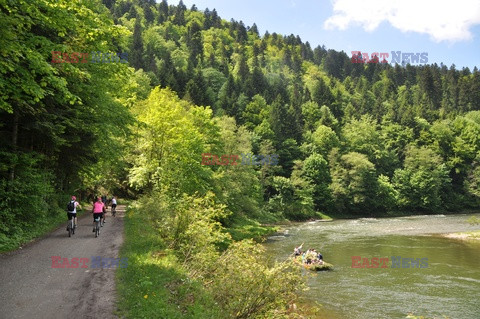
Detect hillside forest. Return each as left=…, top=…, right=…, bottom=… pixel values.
left=1, top=0, right=480, bottom=317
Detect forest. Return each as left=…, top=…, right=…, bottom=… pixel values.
left=0, top=0, right=479, bottom=316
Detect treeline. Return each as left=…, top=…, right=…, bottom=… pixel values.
left=0, top=0, right=136, bottom=250
left=113, top=0, right=480, bottom=219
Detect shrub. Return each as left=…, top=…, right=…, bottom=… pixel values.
left=200, top=240, right=304, bottom=319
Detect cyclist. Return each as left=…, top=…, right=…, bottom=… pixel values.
left=101, top=195, right=108, bottom=208
left=101, top=195, right=108, bottom=224
left=92, top=197, right=106, bottom=232
left=67, top=196, right=81, bottom=231
left=111, top=196, right=117, bottom=216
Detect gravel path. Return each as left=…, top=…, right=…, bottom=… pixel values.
left=0, top=205, right=126, bottom=319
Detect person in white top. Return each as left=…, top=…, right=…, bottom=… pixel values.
left=111, top=196, right=117, bottom=216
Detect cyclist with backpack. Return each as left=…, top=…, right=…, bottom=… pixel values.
left=66, top=196, right=81, bottom=231
left=92, top=196, right=106, bottom=232
left=111, top=196, right=117, bottom=217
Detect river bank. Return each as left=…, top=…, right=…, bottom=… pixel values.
left=317, top=208, right=480, bottom=220
left=263, top=210, right=480, bottom=240
left=263, top=213, right=480, bottom=319
left=441, top=230, right=480, bottom=241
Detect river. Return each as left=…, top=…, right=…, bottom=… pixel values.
left=264, top=214, right=480, bottom=319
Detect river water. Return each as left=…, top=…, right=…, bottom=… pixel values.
left=264, top=214, right=480, bottom=319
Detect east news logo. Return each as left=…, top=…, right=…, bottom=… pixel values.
left=351, top=51, right=428, bottom=64
left=351, top=256, right=428, bottom=268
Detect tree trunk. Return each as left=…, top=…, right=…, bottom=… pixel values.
left=9, top=110, right=19, bottom=181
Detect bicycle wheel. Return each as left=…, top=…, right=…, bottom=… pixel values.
left=95, top=220, right=100, bottom=237
left=71, top=219, right=75, bottom=235
left=68, top=222, right=72, bottom=237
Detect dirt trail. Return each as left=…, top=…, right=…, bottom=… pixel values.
left=0, top=205, right=126, bottom=319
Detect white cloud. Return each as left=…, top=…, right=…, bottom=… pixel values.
left=324, top=0, right=480, bottom=42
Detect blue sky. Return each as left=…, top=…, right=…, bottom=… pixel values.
left=179, top=0, right=480, bottom=70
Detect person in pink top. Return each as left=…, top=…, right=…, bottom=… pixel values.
left=91, top=197, right=106, bottom=232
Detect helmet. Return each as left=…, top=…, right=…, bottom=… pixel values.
left=71, top=196, right=76, bottom=201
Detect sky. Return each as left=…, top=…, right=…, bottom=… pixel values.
left=178, top=0, right=480, bottom=70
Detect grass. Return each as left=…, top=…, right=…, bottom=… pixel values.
left=316, top=212, right=333, bottom=220
left=226, top=214, right=279, bottom=242
left=0, top=205, right=89, bottom=253
left=116, top=206, right=223, bottom=319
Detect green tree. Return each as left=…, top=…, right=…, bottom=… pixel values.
left=301, top=101, right=322, bottom=131
left=184, top=69, right=208, bottom=106
left=157, top=0, right=169, bottom=24
left=393, top=146, right=450, bottom=210
left=465, top=152, right=480, bottom=203
left=209, top=116, right=262, bottom=221
left=302, top=153, right=333, bottom=212
left=173, top=0, right=186, bottom=25
left=329, top=150, right=378, bottom=213
left=131, top=18, right=144, bottom=69
left=310, top=125, right=340, bottom=158
left=242, top=95, right=269, bottom=130
left=143, top=4, right=154, bottom=24
left=311, top=77, right=334, bottom=107
left=129, top=87, right=214, bottom=195
left=343, top=115, right=397, bottom=175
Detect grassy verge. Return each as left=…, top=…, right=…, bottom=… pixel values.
left=116, top=206, right=223, bottom=319
left=0, top=205, right=89, bottom=253
left=117, top=196, right=314, bottom=319
left=226, top=214, right=279, bottom=241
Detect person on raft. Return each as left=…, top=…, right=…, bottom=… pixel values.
left=301, top=248, right=324, bottom=265
left=294, top=243, right=304, bottom=257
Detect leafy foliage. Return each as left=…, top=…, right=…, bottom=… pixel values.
left=107, top=0, right=480, bottom=216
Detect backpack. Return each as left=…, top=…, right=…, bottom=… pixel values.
left=67, top=201, right=75, bottom=212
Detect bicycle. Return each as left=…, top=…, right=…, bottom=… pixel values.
left=111, top=205, right=116, bottom=217
left=67, top=214, right=76, bottom=237
left=94, top=216, right=101, bottom=238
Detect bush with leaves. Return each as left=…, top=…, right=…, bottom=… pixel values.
left=201, top=240, right=304, bottom=319
left=138, top=191, right=231, bottom=268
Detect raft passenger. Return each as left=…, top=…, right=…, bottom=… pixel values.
left=294, top=243, right=304, bottom=257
